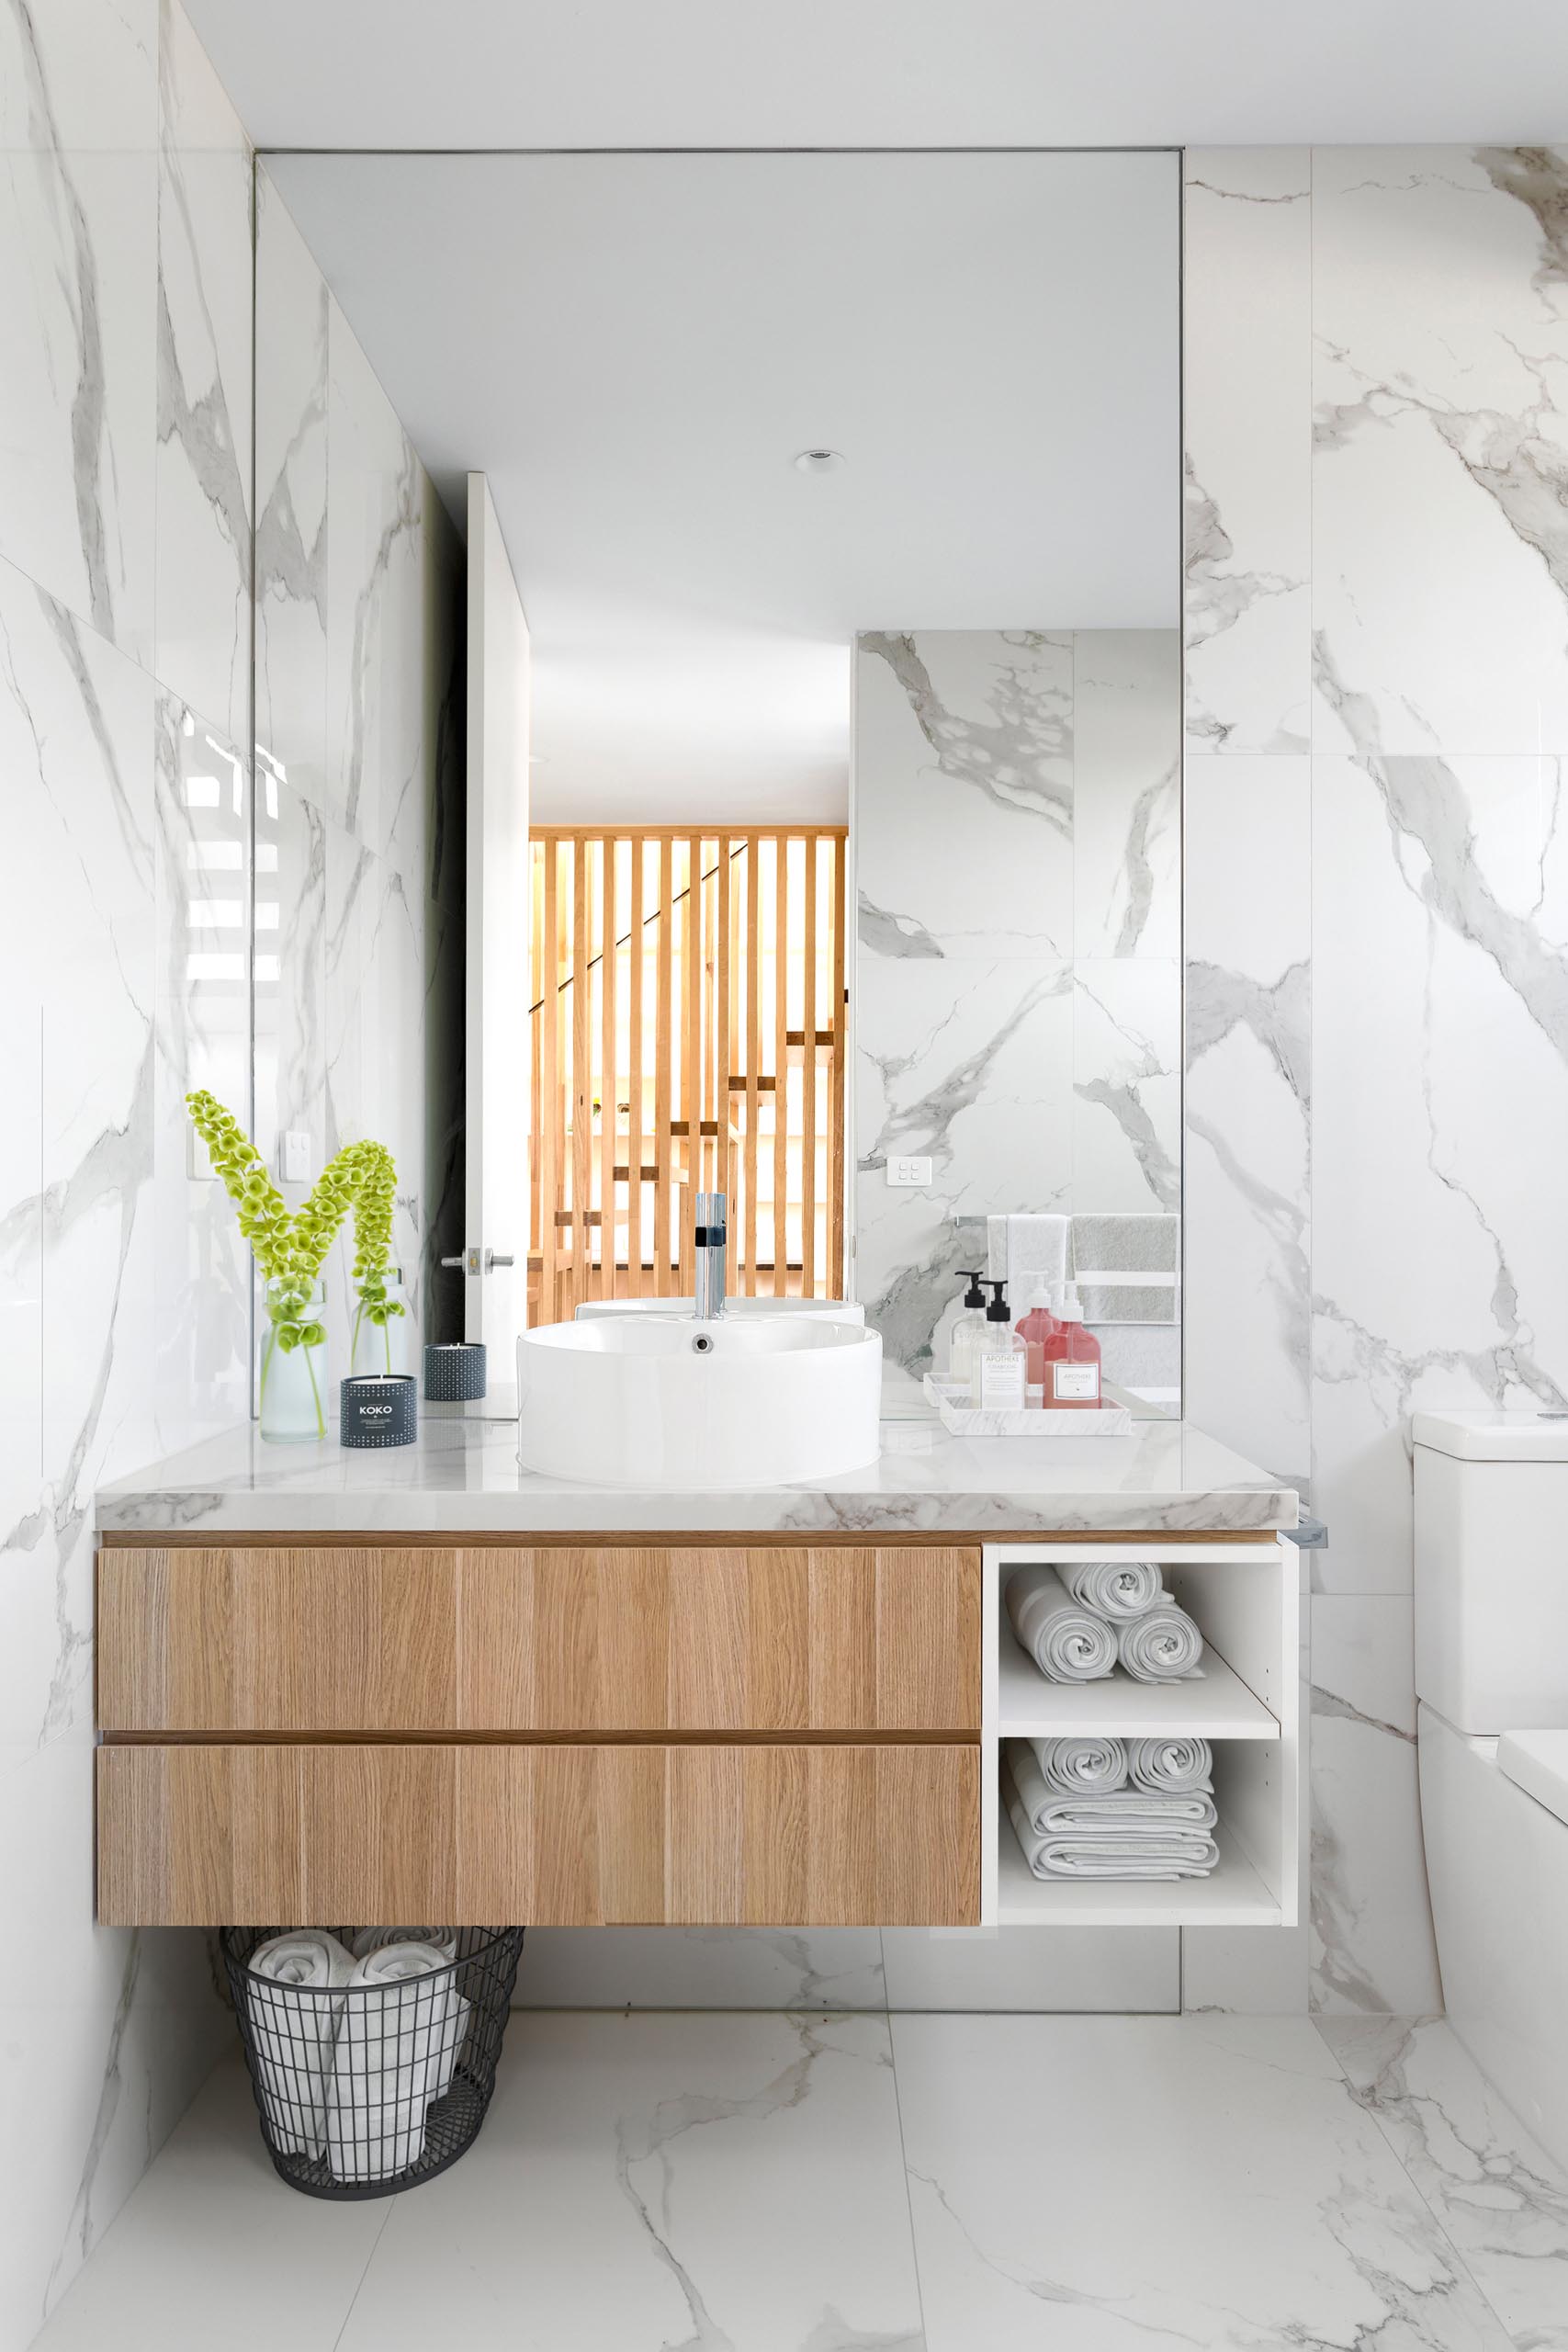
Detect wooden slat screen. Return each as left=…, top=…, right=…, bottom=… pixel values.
left=527, top=829, right=847, bottom=1324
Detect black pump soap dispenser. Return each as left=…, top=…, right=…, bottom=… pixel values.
left=946, top=1269, right=987, bottom=1389
left=970, top=1278, right=1026, bottom=1409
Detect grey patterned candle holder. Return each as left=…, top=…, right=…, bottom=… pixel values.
left=340, top=1374, right=417, bottom=1447
left=423, top=1341, right=487, bottom=1402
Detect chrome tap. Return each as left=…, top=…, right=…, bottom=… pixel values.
left=694, top=1192, right=728, bottom=1321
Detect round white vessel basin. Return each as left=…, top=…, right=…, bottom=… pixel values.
left=574, top=1295, right=864, bottom=1325
left=518, top=1314, right=883, bottom=1488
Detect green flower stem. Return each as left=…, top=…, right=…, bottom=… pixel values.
left=304, top=1338, right=325, bottom=1439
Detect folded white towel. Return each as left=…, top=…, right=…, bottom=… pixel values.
left=1002, top=1754, right=1219, bottom=1882
left=351, top=1926, right=459, bottom=1962
left=1006, top=1566, right=1117, bottom=1682
left=1033, top=1736, right=1129, bottom=1794
left=1118, top=1603, right=1205, bottom=1682
left=1058, top=1559, right=1165, bottom=1622
left=327, top=1942, right=470, bottom=2184
left=245, top=1929, right=355, bottom=2159
left=1009, top=1742, right=1217, bottom=1835
left=1128, top=1736, right=1213, bottom=1794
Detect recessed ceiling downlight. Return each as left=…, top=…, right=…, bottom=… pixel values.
left=793, top=447, right=845, bottom=474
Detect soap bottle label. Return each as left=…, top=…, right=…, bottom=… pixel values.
left=1052, top=1360, right=1100, bottom=1404
left=980, top=1352, right=1025, bottom=1410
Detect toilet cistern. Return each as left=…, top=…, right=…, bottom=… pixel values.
left=694, top=1191, right=727, bottom=1320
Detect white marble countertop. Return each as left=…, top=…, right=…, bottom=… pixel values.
left=95, top=1411, right=1298, bottom=1537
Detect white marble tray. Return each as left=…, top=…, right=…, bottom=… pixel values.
left=922, top=1378, right=1134, bottom=1438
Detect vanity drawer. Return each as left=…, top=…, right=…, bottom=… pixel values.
left=97, top=1543, right=981, bottom=1736
left=96, top=1740, right=981, bottom=1927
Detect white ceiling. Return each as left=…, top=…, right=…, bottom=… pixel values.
left=270, top=150, right=1178, bottom=820
left=189, top=0, right=1568, bottom=150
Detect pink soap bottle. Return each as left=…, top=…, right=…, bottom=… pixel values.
left=1014, top=1283, right=1060, bottom=1405
left=1040, top=1283, right=1101, bottom=1409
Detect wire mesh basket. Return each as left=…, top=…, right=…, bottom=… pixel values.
left=221, top=1926, right=525, bottom=2199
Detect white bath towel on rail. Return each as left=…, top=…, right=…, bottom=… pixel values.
left=327, top=1941, right=470, bottom=2183
left=1006, top=1566, right=1117, bottom=1681
left=987, top=1213, right=1069, bottom=1291
left=245, top=1929, right=355, bottom=2159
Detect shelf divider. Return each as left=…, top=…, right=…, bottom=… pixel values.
left=998, top=1623, right=1279, bottom=1741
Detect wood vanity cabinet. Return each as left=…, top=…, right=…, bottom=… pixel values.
left=96, top=1539, right=982, bottom=1928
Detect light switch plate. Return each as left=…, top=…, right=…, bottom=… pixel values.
left=281, top=1129, right=312, bottom=1182
left=886, top=1155, right=933, bottom=1187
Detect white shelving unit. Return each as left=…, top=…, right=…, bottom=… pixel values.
left=997, top=1626, right=1276, bottom=1742
left=981, top=1541, right=1300, bottom=1931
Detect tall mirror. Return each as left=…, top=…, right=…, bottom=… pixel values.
left=260, top=147, right=1181, bottom=1408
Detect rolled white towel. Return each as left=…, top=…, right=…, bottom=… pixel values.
left=1009, top=1742, right=1216, bottom=1835
left=351, top=1926, right=459, bottom=1962
left=1118, top=1602, right=1205, bottom=1682
left=1128, top=1736, right=1213, bottom=1794
left=327, top=1941, right=470, bottom=2184
left=1058, top=1559, right=1165, bottom=1622
left=1002, top=1755, right=1219, bottom=1883
left=1032, top=1735, right=1129, bottom=1794
left=245, top=1929, right=355, bottom=2159
left=1005, top=1566, right=1117, bottom=1682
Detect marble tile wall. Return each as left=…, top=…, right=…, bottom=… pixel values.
left=0, top=8, right=462, bottom=2337
left=852, top=628, right=1181, bottom=1375
left=1183, top=145, right=1568, bottom=2018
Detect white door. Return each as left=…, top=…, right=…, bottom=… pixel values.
left=459, top=472, right=530, bottom=1407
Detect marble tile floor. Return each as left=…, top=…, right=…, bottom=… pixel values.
left=29, top=2011, right=1568, bottom=2351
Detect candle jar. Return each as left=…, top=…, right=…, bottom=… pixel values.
left=340, top=1373, right=418, bottom=1448
left=423, top=1340, right=487, bottom=1402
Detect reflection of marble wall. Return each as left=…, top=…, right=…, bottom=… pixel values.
left=254, top=165, right=465, bottom=1365
left=1183, top=147, right=1568, bottom=2019
left=852, top=628, right=1180, bottom=1372
left=0, top=10, right=462, bottom=2335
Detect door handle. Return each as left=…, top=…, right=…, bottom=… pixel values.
left=441, top=1248, right=514, bottom=1273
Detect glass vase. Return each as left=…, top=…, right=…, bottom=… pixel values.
left=258, top=1276, right=330, bottom=1443
left=350, top=1265, right=411, bottom=1376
